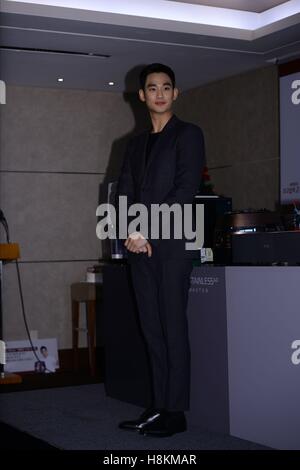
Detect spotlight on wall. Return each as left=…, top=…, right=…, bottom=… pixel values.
left=57, top=77, right=64, bottom=83
left=108, top=81, right=115, bottom=86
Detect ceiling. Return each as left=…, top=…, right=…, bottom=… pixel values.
left=0, top=0, right=300, bottom=93
left=169, top=1, right=288, bottom=13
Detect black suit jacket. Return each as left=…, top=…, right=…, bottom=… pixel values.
left=116, top=114, right=206, bottom=260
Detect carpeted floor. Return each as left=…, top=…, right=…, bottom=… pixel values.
left=0, top=384, right=269, bottom=450
left=0, top=422, right=59, bottom=449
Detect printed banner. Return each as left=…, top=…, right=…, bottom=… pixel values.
left=4, top=338, right=59, bottom=373
left=280, top=72, right=300, bottom=203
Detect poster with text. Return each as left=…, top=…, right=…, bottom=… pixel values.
left=4, top=338, right=59, bottom=373
left=280, top=72, right=300, bottom=203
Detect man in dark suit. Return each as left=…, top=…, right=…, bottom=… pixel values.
left=116, top=63, right=205, bottom=437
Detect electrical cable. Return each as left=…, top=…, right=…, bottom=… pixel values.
left=0, top=211, right=53, bottom=373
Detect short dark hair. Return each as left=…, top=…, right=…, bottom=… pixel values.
left=139, top=63, right=176, bottom=90
left=40, top=346, right=47, bottom=352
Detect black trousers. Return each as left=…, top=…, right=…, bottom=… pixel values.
left=129, top=249, right=193, bottom=411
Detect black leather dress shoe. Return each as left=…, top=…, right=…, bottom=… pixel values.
left=118, top=408, right=164, bottom=431
left=139, top=411, right=187, bottom=437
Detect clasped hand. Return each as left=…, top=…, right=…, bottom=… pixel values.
left=124, top=232, right=152, bottom=257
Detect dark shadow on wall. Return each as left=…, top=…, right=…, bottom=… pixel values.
left=98, top=65, right=150, bottom=259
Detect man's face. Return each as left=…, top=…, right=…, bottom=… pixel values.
left=139, top=72, right=178, bottom=114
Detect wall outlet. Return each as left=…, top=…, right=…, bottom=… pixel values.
left=30, top=330, right=38, bottom=340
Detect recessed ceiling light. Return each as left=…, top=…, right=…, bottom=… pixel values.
left=57, top=77, right=64, bottom=82
left=108, top=81, right=115, bottom=86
